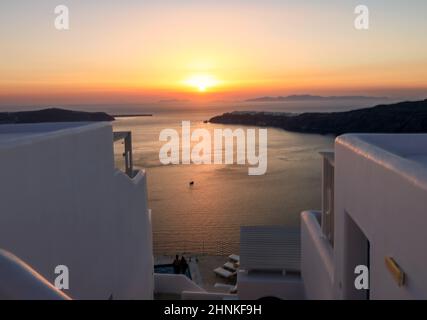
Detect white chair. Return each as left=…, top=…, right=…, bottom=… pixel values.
left=223, top=261, right=237, bottom=272
left=228, top=254, right=240, bottom=263
left=213, top=267, right=236, bottom=279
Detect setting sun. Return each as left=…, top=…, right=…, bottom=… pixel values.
left=183, top=75, right=220, bottom=92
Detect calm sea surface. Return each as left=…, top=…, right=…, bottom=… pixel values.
left=111, top=99, right=385, bottom=255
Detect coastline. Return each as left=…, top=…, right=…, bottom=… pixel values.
left=209, top=99, right=427, bottom=135
left=112, top=113, right=153, bottom=118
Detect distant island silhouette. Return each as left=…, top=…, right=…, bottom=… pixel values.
left=209, top=99, right=427, bottom=135
left=245, top=94, right=388, bottom=102
left=0, top=108, right=114, bottom=124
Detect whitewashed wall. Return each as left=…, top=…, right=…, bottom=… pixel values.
left=0, top=122, right=153, bottom=299
left=301, top=211, right=334, bottom=300
left=334, top=134, right=427, bottom=299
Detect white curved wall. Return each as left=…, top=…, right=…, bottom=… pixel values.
left=301, top=211, right=334, bottom=300
left=0, top=249, right=71, bottom=300
left=0, top=122, right=153, bottom=299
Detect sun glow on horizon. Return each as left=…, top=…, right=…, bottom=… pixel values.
left=1, top=1, right=427, bottom=105
left=183, top=75, right=220, bottom=92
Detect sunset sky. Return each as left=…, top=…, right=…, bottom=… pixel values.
left=1, top=0, right=427, bottom=106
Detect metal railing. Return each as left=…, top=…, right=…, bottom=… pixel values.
left=113, top=131, right=134, bottom=177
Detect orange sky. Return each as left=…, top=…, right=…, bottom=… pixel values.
left=1, top=1, right=427, bottom=106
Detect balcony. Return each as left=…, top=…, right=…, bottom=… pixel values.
left=299, top=151, right=335, bottom=299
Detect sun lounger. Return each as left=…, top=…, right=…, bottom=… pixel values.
left=223, top=261, right=237, bottom=272
left=214, top=267, right=236, bottom=279
left=228, top=254, right=240, bottom=263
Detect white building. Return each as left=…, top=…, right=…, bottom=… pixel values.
left=237, top=134, right=427, bottom=300
left=1, top=122, right=426, bottom=300
left=0, top=122, right=153, bottom=299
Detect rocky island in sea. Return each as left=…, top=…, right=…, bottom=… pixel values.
left=209, top=99, right=427, bottom=135
left=0, top=108, right=115, bottom=124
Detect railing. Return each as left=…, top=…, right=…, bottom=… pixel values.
left=154, top=273, right=205, bottom=294
left=113, top=131, right=134, bottom=177
left=319, top=150, right=335, bottom=247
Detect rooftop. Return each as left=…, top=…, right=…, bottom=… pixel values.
left=337, top=134, right=427, bottom=191
left=0, top=122, right=110, bottom=146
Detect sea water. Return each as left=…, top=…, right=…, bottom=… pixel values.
left=111, top=99, right=384, bottom=254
